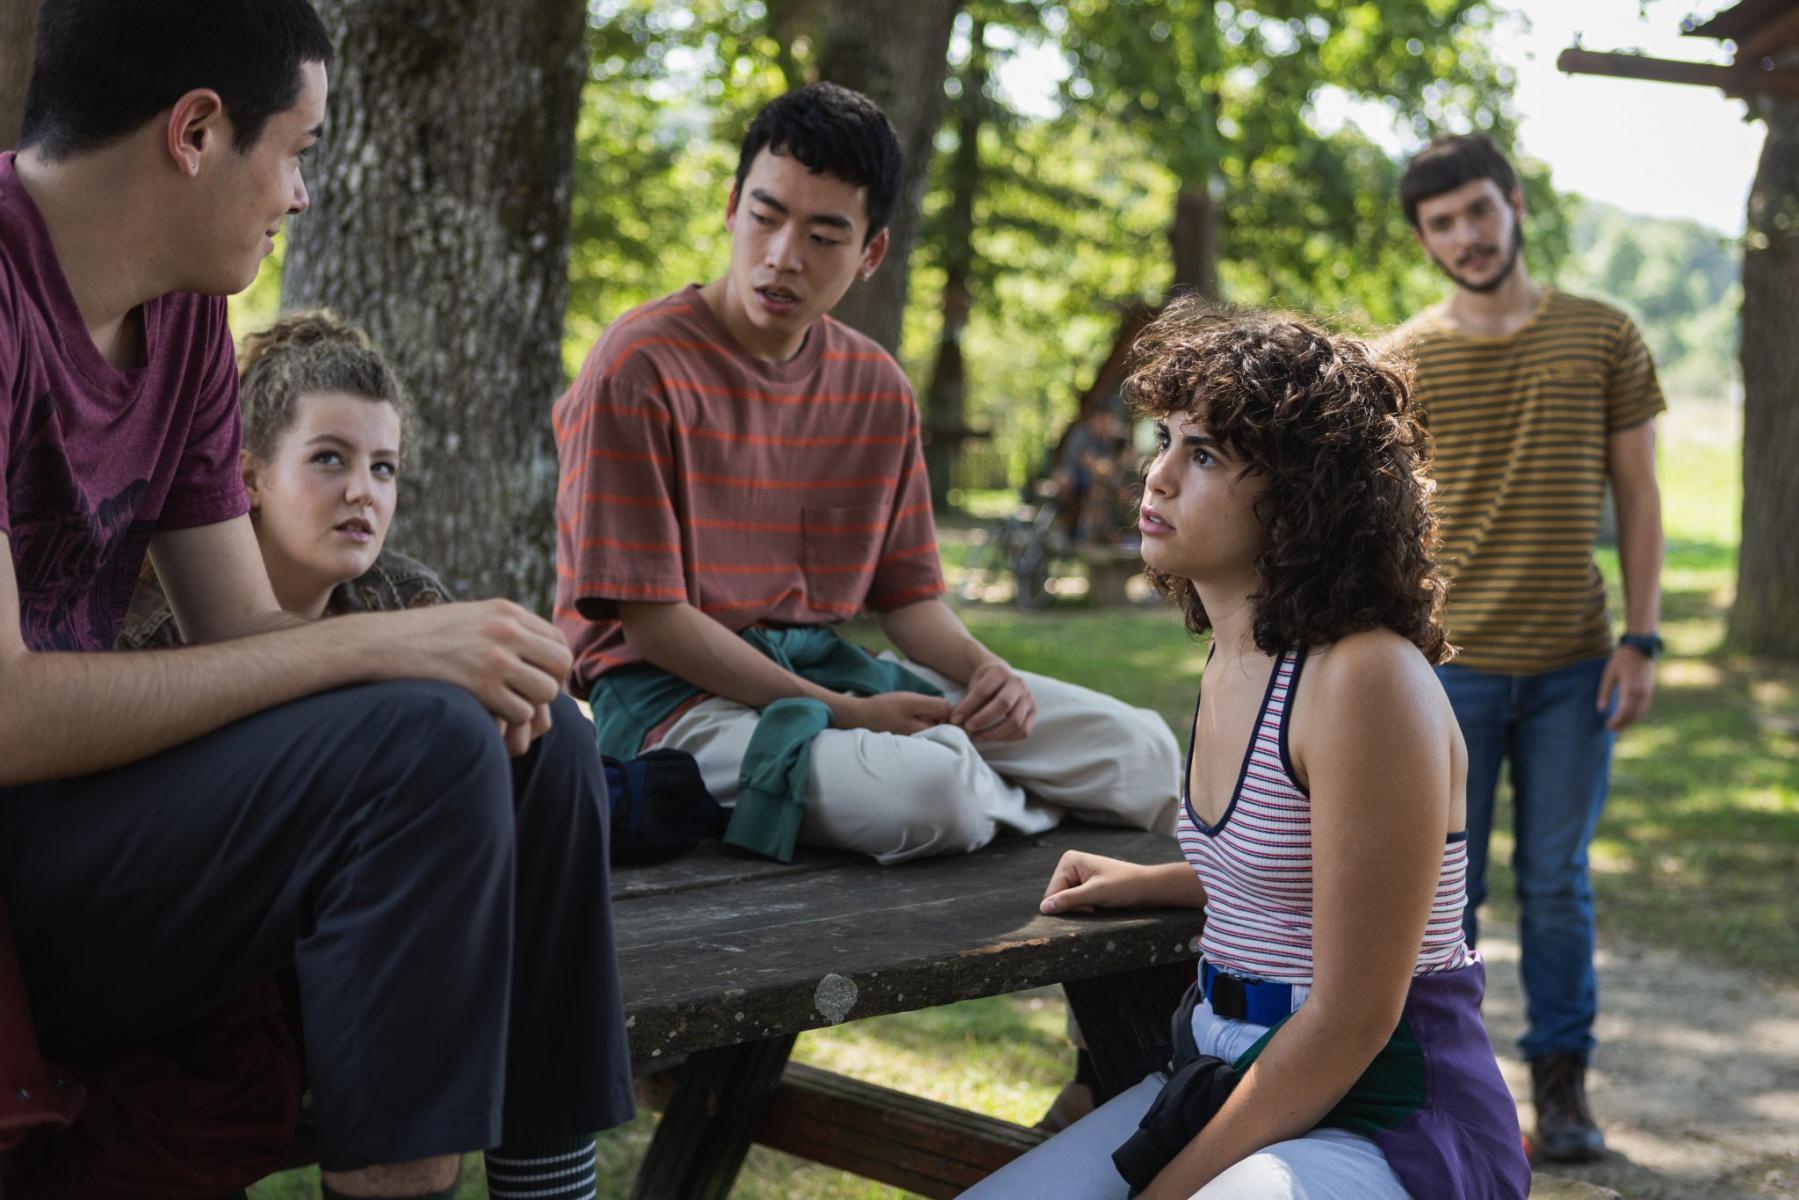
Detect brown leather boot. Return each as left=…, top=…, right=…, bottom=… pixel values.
left=1529, top=1052, right=1607, bottom=1162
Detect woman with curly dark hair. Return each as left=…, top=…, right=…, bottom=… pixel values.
left=962, top=302, right=1528, bottom=1200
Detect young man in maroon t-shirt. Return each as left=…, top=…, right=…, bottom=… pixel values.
left=0, top=3, right=630, bottom=1197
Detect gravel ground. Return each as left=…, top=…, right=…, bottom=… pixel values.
left=1479, top=919, right=1799, bottom=1199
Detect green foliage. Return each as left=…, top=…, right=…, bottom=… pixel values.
left=563, top=1, right=786, bottom=374
left=1555, top=198, right=1742, bottom=402
left=906, top=101, right=1178, bottom=483
left=228, top=233, right=285, bottom=340
left=1050, top=0, right=1572, bottom=325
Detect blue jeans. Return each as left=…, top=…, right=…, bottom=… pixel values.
left=1437, top=657, right=1614, bottom=1062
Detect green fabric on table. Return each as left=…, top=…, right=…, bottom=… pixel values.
left=589, top=625, right=941, bottom=861
left=731, top=696, right=833, bottom=861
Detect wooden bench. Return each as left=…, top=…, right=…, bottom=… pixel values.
left=615, top=824, right=1203, bottom=1198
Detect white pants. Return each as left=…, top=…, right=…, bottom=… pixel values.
left=960, top=999, right=1411, bottom=1199
left=654, top=661, right=1181, bottom=863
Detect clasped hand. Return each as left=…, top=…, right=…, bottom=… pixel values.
left=385, top=599, right=572, bottom=756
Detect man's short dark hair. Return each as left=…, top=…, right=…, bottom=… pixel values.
left=733, top=82, right=904, bottom=244
left=20, top=0, right=334, bottom=160
left=1398, top=134, right=1520, bottom=228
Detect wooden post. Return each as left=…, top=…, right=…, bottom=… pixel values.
left=1064, top=961, right=1195, bottom=1103
left=629, top=1035, right=798, bottom=1200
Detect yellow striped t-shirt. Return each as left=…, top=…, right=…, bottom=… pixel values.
left=1390, top=290, right=1665, bottom=674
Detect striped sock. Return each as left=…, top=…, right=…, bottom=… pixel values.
left=484, top=1137, right=597, bottom=1200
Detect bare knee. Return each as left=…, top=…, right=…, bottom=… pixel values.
left=871, top=732, right=999, bottom=859
left=808, top=730, right=997, bottom=862
left=323, top=1155, right=461, bottom=1196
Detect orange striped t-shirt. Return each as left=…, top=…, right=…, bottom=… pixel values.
left=553, top=285, right=944, bottom=696
left=1390, top=289, right=1665, bottom=674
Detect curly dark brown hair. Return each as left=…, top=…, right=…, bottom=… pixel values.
left=1125, top=299, right=1450, bottom=663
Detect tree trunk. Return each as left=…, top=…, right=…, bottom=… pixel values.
left=919, top=21, right=986, bottom=510
left=1730, top=93, right=1799, bottom=659
left=0, top=0, right=42, bottom=150
left=1169, top=177, right=1219, bottom=301
left=814, top=0, right=961, bottom=354
left=282, top=0, right=587, bottom=611
left=767, top=0, right=827, bottom=91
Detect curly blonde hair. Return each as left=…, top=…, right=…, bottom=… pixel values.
left=237, top=309, right=408, bottom=460
left=1126, top=299, right=1450, bottom=663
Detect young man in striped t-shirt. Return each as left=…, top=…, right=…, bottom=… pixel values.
left=1387, top=134, right=1666, bottom=1163
left=553, top=84, right=1179, bottom=868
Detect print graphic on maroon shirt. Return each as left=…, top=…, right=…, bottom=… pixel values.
left=8, top=382, right=154, bottom=650
left=0, top=151, right=249, bottom=654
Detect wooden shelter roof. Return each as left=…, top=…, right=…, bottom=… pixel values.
left=1686, top=0, right=1799, bottom=51
left=1557, top=1, right=1799, bottom=97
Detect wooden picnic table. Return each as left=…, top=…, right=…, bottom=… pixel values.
left=616, top=823, right=1204, bottom=1199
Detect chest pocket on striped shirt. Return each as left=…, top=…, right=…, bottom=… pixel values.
left=802, top=504, right=886, bottom=616
left=1521, top=363, right=1608, bottom=433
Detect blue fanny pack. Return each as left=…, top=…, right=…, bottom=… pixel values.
left=1201, top=961, right=1298, bottom=1027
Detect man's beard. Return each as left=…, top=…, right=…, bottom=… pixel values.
left=1433, top=225, right=1524, bottom=294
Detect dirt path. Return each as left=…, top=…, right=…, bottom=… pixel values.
left=1478, top=918, right=1799, bottom=1198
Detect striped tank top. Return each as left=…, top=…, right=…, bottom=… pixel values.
left=1178, top=646, right=1472, bottom=984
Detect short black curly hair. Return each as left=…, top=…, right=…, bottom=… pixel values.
left=1126, top=299, right=1449, bottom=663
left=734, top=82, right=903, bottom=244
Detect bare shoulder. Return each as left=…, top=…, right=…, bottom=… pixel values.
left=1303, top=628, right=1451, bottom=735
left=1292, top=630, right=1460, bottom=819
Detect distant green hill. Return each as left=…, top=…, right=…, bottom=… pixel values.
left=1555, top=198, right=1741, bottom=403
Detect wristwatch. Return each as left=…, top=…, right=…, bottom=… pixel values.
left=1619, top=631, right=1664, bottom=659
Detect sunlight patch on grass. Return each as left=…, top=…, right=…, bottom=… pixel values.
left=1658, top=659, right=1726, bottom=688
left=795, top=992, right=1069, bottom=1126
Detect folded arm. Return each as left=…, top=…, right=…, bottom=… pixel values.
left=0, top=520, right=571, bottom=786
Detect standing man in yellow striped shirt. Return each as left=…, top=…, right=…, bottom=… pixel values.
left=1389, top=134, right=1665, bottom=1164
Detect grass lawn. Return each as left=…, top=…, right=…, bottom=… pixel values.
left=253, top=402, right=1795, bottom=1198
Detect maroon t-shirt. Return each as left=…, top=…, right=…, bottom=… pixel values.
left=0, top=151, right=247, bottom=653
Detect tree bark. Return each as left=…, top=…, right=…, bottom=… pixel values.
left=0, top=0, right=42, bottom=150
left=919, top=21, right=987, bottom=510
left=282, top=0, right=587, bottom=611
left=814, top=0, right=961, bottom=354
left=1730, top=93, right=1799, bottom=659
left=1169, top=177, right=1220, bottom=301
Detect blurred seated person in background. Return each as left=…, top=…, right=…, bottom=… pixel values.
left=1054, top=403, right=1140, bottom=546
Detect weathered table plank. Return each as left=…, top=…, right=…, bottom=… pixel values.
left=613, top=824, right=1207, bottom=1064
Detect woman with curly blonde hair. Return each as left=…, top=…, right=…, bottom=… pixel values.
left=121, top=310, right=449, bottom=647
left=964, top=301, right=1528, bottom=1200
left=107, top=311, right=632, bottom=1200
